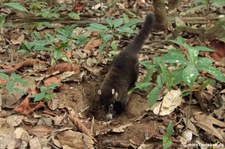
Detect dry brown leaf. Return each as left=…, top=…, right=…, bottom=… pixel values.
left=44, top=76, right=61, bottom=88
left=1, top=93, right=18, bottom=109
left=6, top=115, right=24, bottom=127
left=47, top=96, right=59, bottom=111
left=152, top=89, right=182, bottom=116
left=29, top=137, right=42, bottom=149
left=11, top=33, right=24, bottom=45
left=57, top=130, right=94, bottom=149
left=84, top=38, right=102, bottom=50
left=0, top=94, right=2, bottom=111
left=47, top=63, right=80, bottom=74
left=0, top=118, right=15, bottom=149
left=111, top=123, right=132, bottom=133
left=24, top=125, right=52, bottom=137
left=197, top=90, right=214, bottom=113
left=192, top=113, right=225, bottom=141
left=14, top=95, right=45, bottom=115
left=68, top=114, right=96, bottom=142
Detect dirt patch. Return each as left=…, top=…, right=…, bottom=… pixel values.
left=53, top=76, right=164, bottom=148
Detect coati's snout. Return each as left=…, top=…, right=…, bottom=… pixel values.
left=98, top=89, right=125, bottom=119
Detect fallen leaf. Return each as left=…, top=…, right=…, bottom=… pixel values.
left=0, top=94, right=2, bottom=111
left=68, top=114, right=96, bottom=142
left=86, top=57, right=97, bottom=67
left=0, top=118, right=15, bottom=149
left=192, top=113, right=225, bottom=141
left=14, top=127, right=30, bottom=140
left=29, top=137, right=41, bottom=149
left=47, top=63, right=80, bottom=74
left=44, top=76, right=61, bottom=88
left=84, top=38, right=102, bottom=50
left=152, top=89, right=182, bottom=116
left=57, top=130, right=94, bottom=149
left=11, top=33, right=24, bottom=45
left=111, top=123, right=132, bottom=133
left=24, top=125, right=52, bottom=137
left=6, top=115, right=24, bottom=127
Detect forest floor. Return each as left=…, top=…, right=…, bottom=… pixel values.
left=0, top=0, right=225, bottom=149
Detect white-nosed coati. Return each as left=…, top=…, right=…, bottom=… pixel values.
left=98, top=14, right=155, bottom=119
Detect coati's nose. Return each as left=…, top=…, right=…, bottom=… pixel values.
left=106, top=103, right=114, bottom=120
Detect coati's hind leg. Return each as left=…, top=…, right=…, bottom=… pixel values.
left=129, top=63, right=139, bottom=89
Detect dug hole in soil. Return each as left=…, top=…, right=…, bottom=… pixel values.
left=58, top=76, right=162, bottom=148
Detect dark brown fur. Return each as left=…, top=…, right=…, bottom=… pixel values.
left=98, top=14, right=155, bottom=118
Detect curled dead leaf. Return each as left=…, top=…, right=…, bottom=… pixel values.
left=57, top=130, right=94, bottom=149
left=47, top=63, right=80, bottom=74
left=84, top=38, right=102, bottom=50
left=152, top=89, right=182, bottom=116
left=68, top=114, right=96, bottom=142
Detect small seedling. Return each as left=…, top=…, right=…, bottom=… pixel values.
left=86, top=15, right=141, bottom=50
left=0, top=73, right=28, bottom=94
left=30, top=83, right=57, bottom=102
left=162, top=122, right=174, bottom=149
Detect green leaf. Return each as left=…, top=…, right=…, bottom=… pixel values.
left=6, top=81, right=14, bottom=92
left=198, top=66, right=225, bottom=82
left=156, top=59, right=173, bottom=90
left=166, top=122, right=174, bottom=137
left=135, top=82, right=151, bottom=91
left=3, top=2, right=29, bottom=12
left=10, top=74, right=21, bottom=79
left=162, top=135, right=173, bottom=149
left=191, top=46, right=214, bottom=52
left=0, top=16, right=5, bottom=28
left=170, top=36, right=186, bottom=46
left=140, top=60, right=154, bottom=69
left=196, top=57, right=214, bottom=68
left=68, top=12, right=80, bottom=20
left=48, top=83, right=57, bottom=90
left=161, top=49, right=188, bottom=65
left=172, top=68, right=183, bottom=86
left=123, top=19, right=141, bottom=27
left=113, top=19, right=123, bottom=28
left=187, top=47, right=199, bottom=64
left=87, top=23, right=108, bottom=32
left=106, top=18, right=113, bottom=28
left=116, top=27, right=136, bottom=34
left=99, top=34, right=113, bottom=50
left=212, top=0, right=225, bottom=7
left=147, top=87, right=160, bottom=106
left=32, top=92, right=46, bottom=102
left=76, top=35, right=88, bottom=46
left=182, top=65, right=199, bottom=88
left=0, top=73, right=9, bottom=80
left=111, top=42, right=118, bottom=50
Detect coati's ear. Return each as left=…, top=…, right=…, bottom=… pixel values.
left=97, top=90, right=102, bottom=95
left=112, top=89, right=115, bottom=95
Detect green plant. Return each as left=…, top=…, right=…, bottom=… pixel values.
left=162, top=122, right=174, bottom=149
left=19, top=24, right=88, bottom=62
left=30, top=83, right=57, bottom=102
left=86, top=15, right=141, bottom=50
left=137, top=36, right=225, bottom=106
left=0, top=73, right=28, bottom=94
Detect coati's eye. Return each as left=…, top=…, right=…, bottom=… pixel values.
left=97, top=90, right=102, bottom=95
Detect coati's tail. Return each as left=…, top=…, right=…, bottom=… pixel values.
left=125, top=14, right=155, bottom=54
